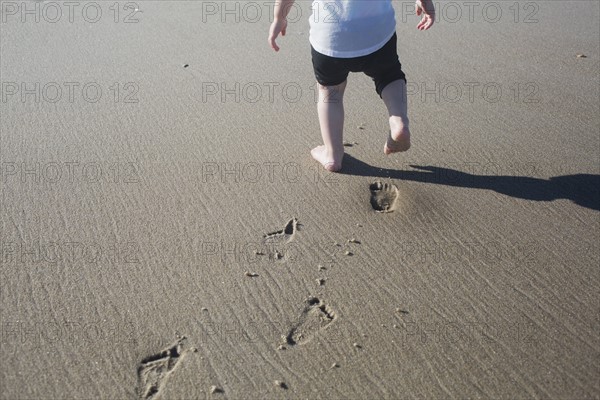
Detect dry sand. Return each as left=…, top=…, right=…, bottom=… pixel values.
left=1, top=0, right=599, bottom=398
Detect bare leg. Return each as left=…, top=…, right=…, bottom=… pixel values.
left=382, top=79, right=411, bottom=154
left=311, top=81, right=347, bottom=172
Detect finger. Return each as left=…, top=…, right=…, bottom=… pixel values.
left=422, top=16, right=433, bottom=30
left=269, top=36, right=280, bottom=51
left=416, top=5, right=422, bottom=16
left=417, top=15, right=431, bottom=30
left=268, top=28, right=280, bottom=51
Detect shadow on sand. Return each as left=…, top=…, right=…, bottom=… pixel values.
left=339, top=154, right=600, bottom=212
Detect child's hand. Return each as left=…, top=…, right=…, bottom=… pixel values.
left=416, top=0, right=435, bottom=30
left=268, top=19, right=288, bottom=52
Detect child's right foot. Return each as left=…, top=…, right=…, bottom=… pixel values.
left=311, top=145, right=343, bottom=172
left=383, top=134, right=410, bottom=155
left=384, top=127, right=411, bottom=154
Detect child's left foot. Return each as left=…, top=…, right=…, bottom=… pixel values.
left=311, top=145, right=343, bottom=172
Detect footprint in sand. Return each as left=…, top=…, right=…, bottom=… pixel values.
left=137, top=337, right=190, bottom=399
left=369, top=181, right=399, bottom=213
left=264, top=217, right=298, bottom=243
left=263, top=218, right=299, bottom=261
left=282, top=297, right=336, bottom=347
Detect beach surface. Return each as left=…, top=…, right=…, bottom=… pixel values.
left=1, top=1, right=599, bottom=398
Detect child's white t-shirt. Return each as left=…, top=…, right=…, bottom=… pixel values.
left=309, top=0, right=396, bottom=58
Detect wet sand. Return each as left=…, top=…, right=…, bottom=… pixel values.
left=1, top=1, right=599, bottom=398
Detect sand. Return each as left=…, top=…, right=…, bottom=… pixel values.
left=1, top=0, right=599, bottom=398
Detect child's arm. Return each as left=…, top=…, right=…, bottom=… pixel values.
left=416, top=0, right=435, bottom=30
left=268, top=0, right=295, bottom=52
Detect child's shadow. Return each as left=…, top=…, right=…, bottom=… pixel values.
left=340, top=154, right=600, bottom=212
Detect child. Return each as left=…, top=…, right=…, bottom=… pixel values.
left=269, top=0, right=435, bottom=172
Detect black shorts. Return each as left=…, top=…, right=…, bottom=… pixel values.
left=311, top=32, right=406, bottom=97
